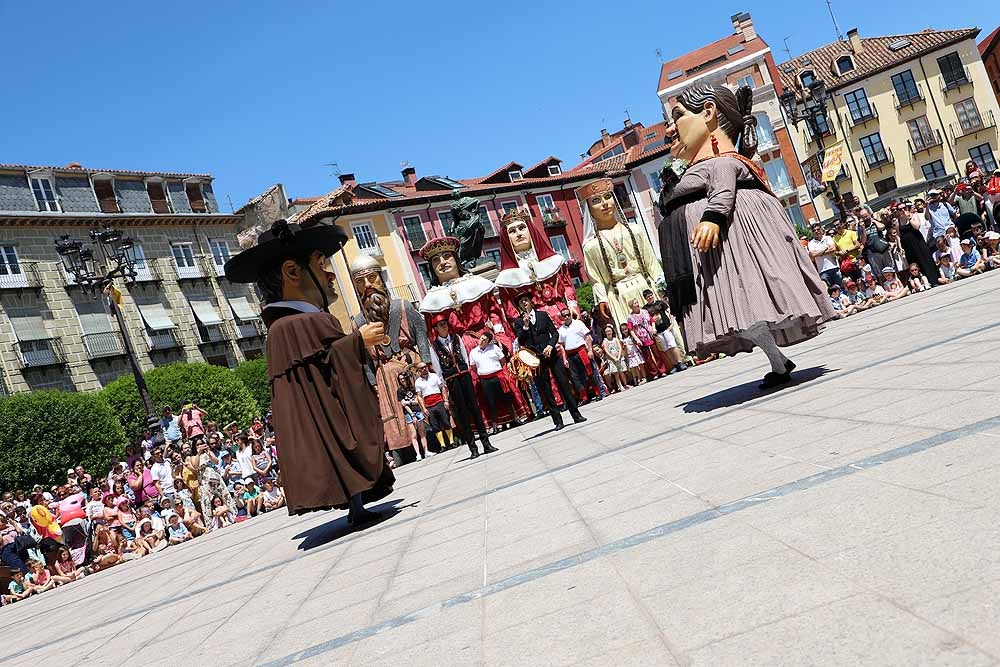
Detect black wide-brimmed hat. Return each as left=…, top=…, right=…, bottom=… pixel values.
left=224, top=219, right=348, bottom=284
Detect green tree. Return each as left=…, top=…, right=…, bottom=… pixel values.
left=0, top=391, right=127, bottom=490
left=102, top=362, right=259, bottom=441
left=575, top=282, right=595, bottom=313
left=234, top=357, right=270, bottom=414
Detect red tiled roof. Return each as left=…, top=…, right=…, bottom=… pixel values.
left=777, top=28, right=980, bottom=92
left=980, top=25, right=1000, bottom=56
left=523, top=156, right=562, bottom=178
left=657, top=33, right=769, bottom=92
left=0, top=162, right=211, bottom=180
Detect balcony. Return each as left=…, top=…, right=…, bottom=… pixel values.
left=15, top=337, right=66, bottom=368
left=198, top=322, right=232, bottom=344
left=893, top=84, right=925, bottom=110
left=147, top=329, right=180, bottom=351
left=97, top=196, right=121, bottom=214
left=236, top=319, right=266, bottom=339
left=388, top=283, right=419, bottom=303
left=0, top=371, right=8, bottom=397
left=941, top=67, right=972, bottom=94
left=772, top=181, right=798, bottom=198
left=0, top=261, right=43, bottom=290
left=173, top=257, right=206, bottom=281
left=132, top=258, right=162, bottom=283
left=909, top=128, right=944, bottom=155
left=863, top=146, right=894, bottom=173
left=949, top=110, right=997, bottom=143
left=541, top=208, right=567, bottom=228
left=359, top=244, right=383, bottom=258
left=82, top=332, right=126, bottom=359
left=843, top=103, right=879, bottom=131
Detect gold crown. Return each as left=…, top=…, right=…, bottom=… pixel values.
left=418, top=236, right=460, bottom=261
left=574, top=178, right=615, bottom=201
left=499, top=208, right=531, bottom=227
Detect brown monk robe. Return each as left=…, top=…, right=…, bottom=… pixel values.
left=263, top=305, right=395, bottom=514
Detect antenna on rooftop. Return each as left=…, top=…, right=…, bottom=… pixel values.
left=825, top=0, right=845, bottom=41
left=655, top=48, right=663, bottom=63
left=226, top=193, right=235, bottom=214
left=322, top=161, right=342, bottom=177
left=624, top=109, right=632, bottom=123
left=781, top=36, right=793, bottom=60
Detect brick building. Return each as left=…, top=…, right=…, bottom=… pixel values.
left=980, top=26, right=1000, bottom=107
left=0, top=162, right=264, bottom=395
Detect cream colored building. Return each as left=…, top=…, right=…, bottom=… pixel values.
left=778, top=27, right=1000, bottom=219
left=0, top=162, right=264, bottom=395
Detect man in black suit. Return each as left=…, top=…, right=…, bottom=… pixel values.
left=513, top=293, right=586, bottom=431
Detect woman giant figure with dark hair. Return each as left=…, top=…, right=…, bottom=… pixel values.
left=658, top=84, right=835, bottom=389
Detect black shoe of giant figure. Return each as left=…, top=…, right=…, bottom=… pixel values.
left=469, top=449, right=480, bottom=459
left=573, top=415, right=588, bottom=424
left=347, top=507, right=381, bottom=528
left=758, top=360, right=797, bottom=390
left=482, top=442, right=499, bottom=454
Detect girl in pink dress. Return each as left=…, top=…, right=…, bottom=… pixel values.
left=626, top=299, right=661, bottom=379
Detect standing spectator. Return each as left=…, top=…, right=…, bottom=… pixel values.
left=468, top=331, right=516, bottom=434
left=642, top=289, right=686, bottom=375
left=885, top=223, right=908, bottom=273
left=179, top=403, right=208, bottom=443
left=620, top=322, right=647, bottom=385
left=148, top=448, right=175, bottom=505
left=808, top=223, right=842, bottom=287
left=396, top=371, right=431, bottom=459
left=558, top=308, right=602, bottom=402
left=626, top=299, right=664, bottom=379
left=957, top=238, right=985, bottom=277
left=159, top=406, right=182, bottom=448
left=898, top=200, right=940, bottom=285
left=601, top=324, right=630, bottom=393
left=578, top=311, right=607, bottom=397
left=414, top=362, right=453, bottom=452
left=126, top=459, right=158, bottom=505
left=833, top=216, right=862, bottom=280
left=235, top=434, right=256, bottom=485
left=859, top=208, right=891, bottom=277
left=925, top=189, right=958, bottom=241
left=954, top=183, right=983, bottom=238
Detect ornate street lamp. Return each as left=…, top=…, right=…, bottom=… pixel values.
left=780, top=77, right=845, bottom=221
left=56, top=225, right=163, bottom=447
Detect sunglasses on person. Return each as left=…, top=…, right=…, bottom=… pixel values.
left=560, top=312, right=571, bottom=319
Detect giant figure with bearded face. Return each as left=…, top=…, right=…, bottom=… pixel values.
left=494, top=208, right=579, bottom=321
left=350, top=254, right=431, bottom=456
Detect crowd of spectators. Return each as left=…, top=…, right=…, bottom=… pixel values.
left=0, top=403, right=283, bottom=607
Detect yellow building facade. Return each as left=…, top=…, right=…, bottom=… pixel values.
left=779, top=28, right=1000, bottom=219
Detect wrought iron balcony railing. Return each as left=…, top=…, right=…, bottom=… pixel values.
left=15, top=337, right=66, bottom=368
left=82, top=332, right=127, bottom=359
left=0, top=261, right=43, bottom=290
left=909, top=128, right=944, bottom=155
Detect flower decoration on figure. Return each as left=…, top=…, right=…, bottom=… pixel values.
left=657, top=83, right=835, bottom=390
left=579, top=178, right=664, bottom=327
left=494, top=208, right=578, bottom=321
left=349, top=254, right=431, bottom=458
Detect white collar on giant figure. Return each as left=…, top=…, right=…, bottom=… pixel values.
left=418, top=273, right=495, bottom=313
left=494, top=253, right=566, bottom=289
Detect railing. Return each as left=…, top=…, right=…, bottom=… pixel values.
left=863, top=146, right=895, bottom=173
left=893, top=83, right=925, bottom=110
left=844, top=103, right=879, bottom=130
left=407, top=238, right=426, bottom=252
left=388, top=283, right=419, bottom=303
left=82, top=332, right=126, bottom=359
left=14, top=337, right=66, bottom=368
left=198, top=321, right=232, bottom=344
left=949, top=109, right=997, bottom=142
left=909, top=128, right=944, bottom=155
left=359, top=244, right=383, bottom=258
left=541, top=208, right=566, bottom=227
left=236, top=319, right=266, bottom=339
left=147, top=329, right=180, bottom=351
left=0, top=371, right=8, bottom=397
left=132, top=258, right=162, bottom=283
left=941, top=67, right=971, bottom=94
left=173, top=255, right=206, bottom=280
left=772, top=181, right=798, bottom=198
left=0, top=261, right=43, bottom=290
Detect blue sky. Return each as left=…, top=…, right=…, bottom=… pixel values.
left=0, top=1, right=993, bottom=209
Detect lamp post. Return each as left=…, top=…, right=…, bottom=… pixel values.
left=780, top=78, right=846, bottom=222
left=55, top=225, right=163, bottom=446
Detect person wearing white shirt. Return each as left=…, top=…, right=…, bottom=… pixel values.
left=807, top=224, right=842, bottom=288
left=414, top=362, right=454, bottom=451
left=558, top=310, right=601, bottom=403
left=468, top=332, right=513, bottom=433
left=148, top=448, right=176, bottom=502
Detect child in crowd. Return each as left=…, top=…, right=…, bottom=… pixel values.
left=842, top=280, right=869, bottom=311
left=938, top=253, right=957, bottom=284
left=863, top=274, right=887, bottom=305
left=620, top=323, right=647, bottom=385
left=828, top=285, right=851, bottom=318
left=262, top=479, right=285, bottom=512
left=167, top=514, right=192, bottom=545
left=600, top=324, right=630, bottom=393
left=881, top=267, right=910, bottom=301
left=626, top=299, right=661, bottom=379
left=957, top=239, right=985, bottom=277
left=2, top=571, right=33, bottom=606
left=906, top=263, right=932, bottom=292
left=592, top=346, right=611, bottom=392
left=241, top=479, right=264, bottom=517
left=26, top=558, right=58, bottom=593
left=52, top=546, right=86, bottom=582
left=210, top=495, right=235, bottom=530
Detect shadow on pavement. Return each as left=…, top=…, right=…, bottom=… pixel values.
left=677, top=366, right=833, bottom=413
left=293, top=499, right=407, bottom=550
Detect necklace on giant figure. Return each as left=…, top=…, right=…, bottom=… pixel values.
left=604, top=227, right=628, bottom=268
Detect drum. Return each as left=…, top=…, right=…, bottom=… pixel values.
left=516, top=348, right=540, bottom=369
left=512, top=348, right=540, bottom=381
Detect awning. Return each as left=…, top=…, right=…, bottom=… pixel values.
left=137, top=303, right=177, bottom=330
left=189, top=299, right=223, bottom=326
left=228, top=296, right=260, bottom=321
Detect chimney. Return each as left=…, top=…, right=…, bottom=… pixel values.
left=730, top=11, right=757, bottom=43
left=623, top=118, right=633, bottom=129
left=622, top=129, right=639, bottom=150
left=402, top=166, right=417, bottom=186
left=338, top=173, right=356, bottom=187
left=847, top=28, right=863, bottom=53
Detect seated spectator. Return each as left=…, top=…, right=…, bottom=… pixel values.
left=828, top=285, right=851, bottom=318
left=863, top=274, right=887, bottom=305
left=983, top=231, right=1000, bottom=268
left=843, top=280, right=869, bottom=311
left=209, top=495, right=235, bottom=530
left=251, top=441, right=273, bottom=482
left=3, top=571, right=34, bottom=606
left=232, top=481, right=247, bottom=517
left=25, top=558, right=58, bottom=593
left=938, top=253, right=957, bottom=284
left=52, top=546, right=85, bottom=582
left=262, top=479, right=285, bottom=512
left=89, top=524, right=123, bottom=572
left=116, top=498, right=137, bottom=541
left=135, top=518, right=166, bottom=553
left=881, top=267, right=910, bottom=301
left=166, top=514, right=192, bottom=545
left=957, top=239, right=985, bottom=277
left=172, top=498, right=205, bottom=536
left=906, top=263, right=931, bottom=292
left=241, top=479, right=264, bottom=517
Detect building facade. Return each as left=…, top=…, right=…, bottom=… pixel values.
left=778, top=27, right=1000, bottom=219
left=980, top=26, right=1000, bottom=107
left=656, top=12, right=818, bottom=227
left=0, top=163, right=264, bottom=395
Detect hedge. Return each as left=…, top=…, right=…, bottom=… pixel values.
left=102, top=362, right=260, bottom=441
left=576, top=282, right=595, bottom=313
left=0, top=391, right=127, bottom=491
left=234, top=358, right=270, bottom=414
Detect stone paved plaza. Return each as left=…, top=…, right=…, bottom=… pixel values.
left=4, top=273, right=1000, bottom=666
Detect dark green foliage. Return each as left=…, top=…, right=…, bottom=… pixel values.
left=575, top=282, right=595, bottom=313
left=234, top=358, right=270, bottom=414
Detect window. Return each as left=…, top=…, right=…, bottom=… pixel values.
left=937, top=51, right=967, bottom=89
left=185, top=182, right=207, bottom=213
left=171, top=242, right=196, bottom=268
left=954, top=98, right=983, bottom=132
left=844, top=88, right=873, bottom=122
left=595, top=145, right=625, bottom=162
left=969, top=143, right=998, bottom=173
left=647, top=169, right=663, bottom=195
left=737, top=74, right=756, bottom=89
left=859, top=133, right=888, bottom=166
left=536, top=194, right=555, bottom=212
left=873, top=176, right=897, bottom=196
left=478, top=206, right=496, bottom=237
left=807, top=113, right=832, bottom=139
left=547, top=164, right=562, bottom=176
left=755, top=114, right=777, bottom=148
left=508, top=170, right=523, bottom=181
left=763, top=160, right=794, bottom=196
left=132, top=243, right=148, bottom=269
left=891, top=70, right=920, bottom=104
left=784, top=203, right=807, bottom=228
left=93, top=179, right=120, bottom=213
left=0, top=245, right=23, bottom=280
left=550, top=235, right=571, bottom=262
left=351, top=222, right=380, bottom=256
left=30, top=177, right=59, bottom=212
left=906, top=116, right=936, bottom=150
left=921, top=160, right=947, bottom=180
left=836, top=55, right=855, bottom=74
left=501, top=202, right=519, bottom=215
left=484, top=249, right=501, bottom=266
left=799, top=70, right=816, bottom=87
left=437, top=211, right=454, bottom=233
left=209, top=239, right=231, bottom=269
left=416, top=262, right=433, bottom=288
left=146, top=181, right=171, bottom=214
left=402, top=215, right=426, bottom=248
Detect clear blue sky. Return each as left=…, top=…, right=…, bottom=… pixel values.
left=0, top=1, right=993, bottom=209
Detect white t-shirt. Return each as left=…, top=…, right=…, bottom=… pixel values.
left=863, top=285, right=885, bottom=299
left=236, top=446, right=255, bottom=478
left=469, top=344, right=505, bottom=375
left=807, top=236, right=837, bottom=273
left=149, top=460, right=175, bottom=495
left=558, top=319, right=590, bottom=351
left=414, top=373, right=444, bottom=398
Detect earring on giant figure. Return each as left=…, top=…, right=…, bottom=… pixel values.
left=711, top=135, right=720, bottom=154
